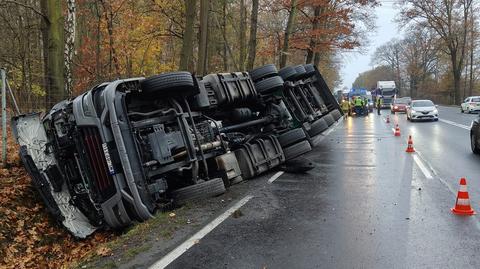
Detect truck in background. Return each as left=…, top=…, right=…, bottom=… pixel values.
left=376, top=81, right=397, bottom=108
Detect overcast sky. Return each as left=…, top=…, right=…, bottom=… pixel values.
left=339, top=1, right=402, bottom=90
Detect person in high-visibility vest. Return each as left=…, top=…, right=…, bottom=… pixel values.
left=341, top=99, right=350, bottom=118
left=376, top=96, right=383, bottom=115
left=354, top=96, right=363, bottom=116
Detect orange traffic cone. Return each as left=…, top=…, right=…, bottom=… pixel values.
left=451, top=178, right=475, bottom=215
left=405, top=135, right=415, bottom=153
left=386, top=115, right=390, bottom=123
left=394, top=124, right=401, bottom=136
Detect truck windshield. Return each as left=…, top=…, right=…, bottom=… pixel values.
left=381, top=89, right=395, bottom=96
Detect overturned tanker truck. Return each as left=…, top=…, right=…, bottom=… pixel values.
left=12, top=64, right=341, bottom=238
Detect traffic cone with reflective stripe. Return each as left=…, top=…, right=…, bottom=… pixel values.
left=394, top=124, right=401, bottom=136
left=405, top=135, right=415, bottom=153
left=386, top=115, right=390, bottom=123
left=451, top=178, right=475, bottom=215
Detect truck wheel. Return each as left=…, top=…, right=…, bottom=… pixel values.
left=324, top=113, right=335, bottom=126
left=303, top=64, right=316, bottom=78
left=279, top=66, right=297, bottom=82
left=283, top=140, right=312, bottom=161
left=294, top=65, right=308, bottom=80
left=141, top=72, right=198, bottom=97
left=331, top=109, right=342, bottom=121
left=254, top=76, right=284, bottom=94
left=249, top=64, right=278, bottom=82
left=171, top=178, right=226, bottom=205
left=278, top=128, right=307, bottom=147
left=308, top=118, right=328, bottom=136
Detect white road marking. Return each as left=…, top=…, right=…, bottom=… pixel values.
left=149, top=195, right=254, bottom=269
left=268, top=171, right=284, bottom=183
left=415, top=151, right=457, bottom=195
left=412, top=154, right=433, bottom=179
left=438, top=119, right=470, bottom=130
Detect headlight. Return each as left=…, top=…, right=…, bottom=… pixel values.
left=411, top=109, right=416, bottom=113
left=394, top=106, right=398, bottom=109
left=433, top=109, right=438, bottom=114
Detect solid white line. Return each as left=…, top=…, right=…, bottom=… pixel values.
left=149, top=195, right=254, bottom=269
left=438, top=118, right=470, bottom=130
left=268, top=171, right=284, bottom=183
left=413, top=154, right=433, bottom=179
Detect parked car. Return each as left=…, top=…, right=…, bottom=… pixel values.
left=470, top=115, right=480, bottom=154
left=13, top=64, right=341, bottom=238
left=391, top=97, right=410, bottom=113
left=406, top=100, right=439, bottom=121
left=461, top=96, right=480, bottom=113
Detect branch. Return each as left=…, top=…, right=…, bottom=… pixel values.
left=1, top=0, right=48, bottom=22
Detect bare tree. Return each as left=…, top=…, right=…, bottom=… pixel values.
left=399, top=0, right=474, bottom=104
left=401, top=28, right=439, bottom=98
left=371, top=39, right=403, bottom=92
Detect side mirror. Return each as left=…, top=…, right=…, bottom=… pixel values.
left=435, top=105, right=438, bottom=108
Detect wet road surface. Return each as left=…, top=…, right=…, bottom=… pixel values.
left=151, top=107, right=480, bottom=269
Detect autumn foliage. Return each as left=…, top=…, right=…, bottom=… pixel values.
left=0, top=131, right=115, bottom=268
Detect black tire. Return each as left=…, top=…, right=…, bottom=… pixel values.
left=279, top=66, right=297, bottom=81
left=303, top=64, right=316, bottom=78
left=141, top=71, right=198, bottom=97
left=278, top=128, right=307, bottom=147
left=294, top=65, right=308, bottom=80
left=171, top=178, right=226, bottom=205
left=331, top=109, right=342, bottom=121
left=308, top=118, right=328, bottom=136
left=283, top=140, right=312, bottom=161
left=391, top=110, right=394, bottom=114
left=472, top=134, right=480, bottom=154
left=324, top=113, right=335, bottom=126
left=254, top=76, right=284, bottom=94
left=461, top=108, right=464, bottom=113
left=249, top=64, right=278, bottom=82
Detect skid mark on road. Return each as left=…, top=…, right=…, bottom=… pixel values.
left=439, top=119, right=470, bottom=130
left=149, top=195, right=254, bottom=269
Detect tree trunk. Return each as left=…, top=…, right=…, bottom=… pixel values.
left=222, top=1, right=228, bottom=70
left=239, top=0, right=246, bottom=70
left=246, top=0, right=259, bottom=70
left=313, top=51, right=321, bottom=67
left=280, top=0, right=298, bottom=68
left=179, top=0, right=196, bottom=72
left=469, top=4, right=474, bottom=96
left=65, top=0, right=76, bottom=97
left=453, top=69, right=462, bottom=105
left=40, top=0, right=65, bottom=109
left=306, top=6, right=321, bottom=64
left=197, top=0, right=209, bottom=75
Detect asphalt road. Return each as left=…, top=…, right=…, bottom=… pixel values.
left=148, top=106, right=480, bottom=269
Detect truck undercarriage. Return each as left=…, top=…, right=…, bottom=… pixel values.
left=12, top=64, right=342, bottom=238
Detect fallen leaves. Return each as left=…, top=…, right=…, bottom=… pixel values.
left=96, top=246, right=112, bottom=257
left=0, top=131, right=115, bottom=268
